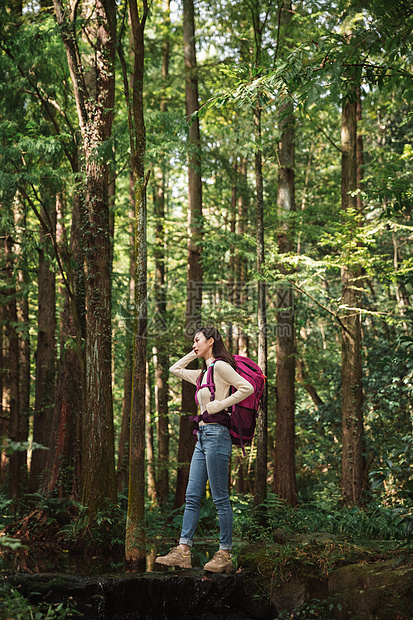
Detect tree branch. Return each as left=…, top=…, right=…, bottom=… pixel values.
left=287, top=277, right=352, bottom=335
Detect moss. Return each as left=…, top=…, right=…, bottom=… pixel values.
left=237, top=536, right=413, bottom=619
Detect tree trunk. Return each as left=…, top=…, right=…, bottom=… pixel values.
left=250, top=0, right=268, bottom=508
left=227, top=157, right=238, bottom=354
left=236, top=158, right=250, bottom=357
left=4, top=233, right=20, bottom=499
left=123, top=0, right=150, bottom=565
left=43, top=193, right=84, bottom=499
left=17, top=210, right=30, bottom=491
left=272, top=0, right=297, bottom=507
left=117, top=185, right=135, bottom=493
left=53, top=0, right=118, bottom=513
left=0, top=301, right=5, bottom=487
left=30, top=204, right=56, bottom=492
left=146, top=359, right=156, bottom=502
left=254, top=102, right=268, bottom=507
left=154, top=0, right=170, bottom=505
left=174, top=0, right=203, bottom=510
left=340, top=93, right=364, bottom=506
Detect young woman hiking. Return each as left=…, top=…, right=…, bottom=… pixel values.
left=155, top=326, right=253, bottom=573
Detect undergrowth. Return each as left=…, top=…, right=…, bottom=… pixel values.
left=1, top=488, right=412, bottom=561
left=0, top=579, right=80, bottom=620
left=232, top=492, right=412, bottom=548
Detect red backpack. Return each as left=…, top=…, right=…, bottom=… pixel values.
left=194, top=355, right=265, bottom=455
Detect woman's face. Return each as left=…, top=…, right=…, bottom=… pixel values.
left=193, top=332, right=214, bottom=359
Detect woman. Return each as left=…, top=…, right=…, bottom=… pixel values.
left=155, top=326, right=254, bottom=573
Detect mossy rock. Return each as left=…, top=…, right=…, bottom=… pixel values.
left=237, top=537, right=413, bottom=619
left=328, top=559, right=413, bottom=619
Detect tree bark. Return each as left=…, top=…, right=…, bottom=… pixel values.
left=154, top=0, right=170, bottom=505
left=340, top=93, right=364, bottom=506
left=254, top=102, right=268, bottom=507
left=117, top=185, right=135, bottom=493
left=272, top=0, right=297, bottom=507
left=30, top=204, right=56, bottom=492
left=43, top=193, right=84, bottom=499
left=146, top=359, right=156, bottom=502
left=4, top=233, right=20, bottom=499
left=53, top=0, right=118, bottom=513
left=174, top=0, right=203, bottom=510
left=251, top=0, right=268, bottom=509
left=227, top=157, right=238, bottom=354
left=121, top=0, right=150, bottom=564
left=236, top=158, right=250, bottom=357
left=17, top=210, right=30, bottom=491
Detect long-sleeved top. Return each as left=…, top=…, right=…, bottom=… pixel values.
left=169, top=350, right=254, bottom=418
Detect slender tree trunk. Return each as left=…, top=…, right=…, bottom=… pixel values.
left=5, top=233, right=20, bottom=499
left=227, top=157, right=238, bottom=353
left=122, top=0, right=150, bottom=564
left=146, top=359, right=156, bottom=502
left=30, top=204, right=56, bottom=492
left=273, top=102, right=297, bottom=506
left=154, top=0, right=170, bottom=505
left=272, top=0, right=297, bottom=507
left=0, top=307, right=7, bottom=486
left=43, top=193, right=84, bottom=499
left=251, top=0, right=268, bottom=508
left=174, top=0, right=203, bottom=509
left=117, top=187, right=135, bottom=492
left=17, top=210, right=30, bottom=491
left=340, top=92, right=364, bottom=506
left=254, top=101, right=268, bottom=507
left=0, top=303, right=4, bottom=452
left=236, top=158, right=249, bottom=357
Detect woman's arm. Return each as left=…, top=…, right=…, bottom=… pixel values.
left=204, top=360, right=254, bottom=414
left=169, top=350, right=201, bottom=386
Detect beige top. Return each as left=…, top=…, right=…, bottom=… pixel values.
left=169, top=350, right=254, bottom=417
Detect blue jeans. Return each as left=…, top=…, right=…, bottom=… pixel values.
left=180, top=424, right=233, bottom=550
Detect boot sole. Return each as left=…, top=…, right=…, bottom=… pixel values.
left=155, top=560, right=192, bottom=569
left=203, top=565, right=234, bottom=573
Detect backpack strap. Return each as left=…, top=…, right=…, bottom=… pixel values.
left=192, top=361, right=231, bottom=432
left=194, top=361, right=217, bottom=409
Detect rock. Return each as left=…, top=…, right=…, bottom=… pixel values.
left=272, top=528, right=289, bottom=544
left=237, top=538, right=413, bottom=619
left=6, top=571, right=272, bottom=620
left=328, top=559, right=413, bottom=619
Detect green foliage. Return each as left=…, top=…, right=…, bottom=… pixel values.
left=60, top=498, right=126, bottom=551
left=233, top=492, right=407, bottom=545
left=0, top=440, right=48, bottom=455
left=146, top=495, right=220, bottom=541
left=278, top=597, right=343, bottom=619
left=0, top=536, right=23, bottom=552
left=0, top=581, right=80, bottom=620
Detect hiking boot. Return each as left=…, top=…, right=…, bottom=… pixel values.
left=203, top=550, right=234, bottom=573
left=155, top=546, right=192, bottom=569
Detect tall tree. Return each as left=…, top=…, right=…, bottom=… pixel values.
left=16, top=209, right=30, bottom=491
left=235, top=157, right=250, bottom=358
left=273, top=0, right=297, bottom=507
left=340, top=86, right=364, bottom=505
left=174, top=0, right=203, bottom=509
left=119, top=0, right=150, bottom=564
left=4, top=229, right=20, bottom=499
left=30, top=202, right=56, bottom=492
left=52, top=0, right=118, bottom=513
left=154, top=0, right=171, bottom=505
left=250, top=0, right=268, bottom=508
left=116, top=189, right=134, bottom=492
left=44, top=191, right=84, bottom=499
